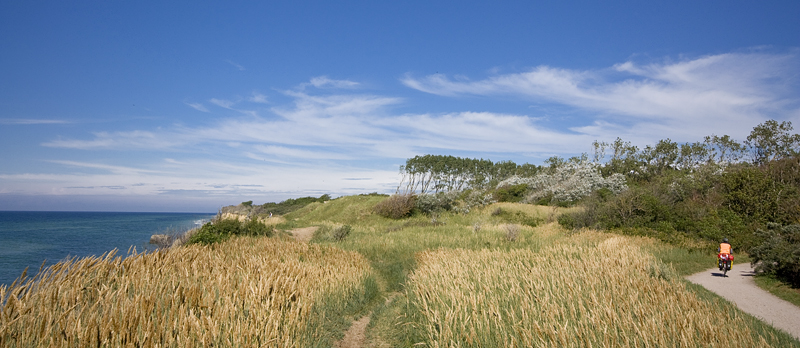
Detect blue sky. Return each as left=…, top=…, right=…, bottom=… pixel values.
left=1, top=1, right=799, bottom=212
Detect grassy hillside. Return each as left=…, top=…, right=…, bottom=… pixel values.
left=2, top=195, right=798, bottom=347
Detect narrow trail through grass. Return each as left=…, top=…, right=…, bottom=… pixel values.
left=290, top=224, right=379, bottom=348
left=290, top=226, right=318, bottom=242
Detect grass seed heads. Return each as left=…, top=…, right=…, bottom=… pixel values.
left=402, top=235, right=776, bottom=347
left=0, top=237, right=374, bottom=347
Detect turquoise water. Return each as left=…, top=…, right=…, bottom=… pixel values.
left=0, top=211, right=215, bottom=287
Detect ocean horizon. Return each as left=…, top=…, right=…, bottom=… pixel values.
left=0, top=211, right=216, bottom=287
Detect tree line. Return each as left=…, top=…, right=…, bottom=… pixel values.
left=398, top=120, right=800, bottom=194
left=396, top=154, right=542, bottom=194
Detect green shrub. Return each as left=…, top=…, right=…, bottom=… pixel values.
left=313, top=224, right=353, bottom=242
left=359, top=192, right=389, bottom=197
left=187, top=219, right=274, bottom=245
left=721, top=163, right=800, bottom=228
left=749, top=223, right=800, bottom=287
left=332, top=225, right=352, bottom=241
left=374, top=195, right=416, bottom=219
left=491, top=208, right=542, bottom=228
left=494, top=184, right=528, bottom=203
left=415, top=192, right=456, bottom=214
left=245, top=218, right=274, bottom=237
left=187, top=225, right=231, bottom=245
left=557, top=213, right=577, bottom=230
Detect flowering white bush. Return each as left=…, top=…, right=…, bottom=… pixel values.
left=415, top=191, right=459, bottom=214
left=497, top=161, right=627, bottom=204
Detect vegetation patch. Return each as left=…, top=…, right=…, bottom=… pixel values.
left=187, top=218, right=274, bottom=245
left=373, top=194, right=416, bottom=219
left=313, top=223, right=353, bottom=242
left=490, top=207, right=542, bottom=227
left=220, top=194, right=332, bottom=218
left=750, top=223, right=800, bottom=287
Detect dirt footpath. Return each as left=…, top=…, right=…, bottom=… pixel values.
left=686, top=264, right=800, bottom=340
left=289, top=227, right=317, bottom=242
left=289, top=225, right=373, bottom=348
left=334, top=315, right=370, bottom=348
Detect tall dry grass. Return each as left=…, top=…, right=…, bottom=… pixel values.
left=0, top=236, right=375, bottom=347
left=402, top=234, right=782, bottom=347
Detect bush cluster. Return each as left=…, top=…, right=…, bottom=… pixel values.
left=359, top=192, right=389, bottom=197
left=496, top=160, right=627, bottom=206
left=750, top=223, right=800, bottom=287
left=415, top=192, right=457, bottom=214
left=504, top=224, right=520, bottom=242
left=315, top=224, right=353, bottom=242
left=557, top=156, right=800, bottom=251
left=493, top=183, right=528, bottom=203
left=187, top=219, right=274, bottom=245
left=491, top=208, right=542, bottom=228
left=373, top=195, right=416, bottom=219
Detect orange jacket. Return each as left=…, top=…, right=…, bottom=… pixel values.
left=719, top=243, right=732, bottom=255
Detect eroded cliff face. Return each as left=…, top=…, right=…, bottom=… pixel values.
left=217, top=203, right=286, bottom=224
left=219, top=212, right=249, bottom=222
left=218, top=211, right=285, bottom=225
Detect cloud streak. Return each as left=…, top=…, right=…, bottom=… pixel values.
left=185, top=102, right=209, bottom=112
left=402, top=50, right=800, bottom=141
left=0, top=119, right=70, bottom=125
left=225, top=59, right=246, bottom=71
left=299, top=76, right=360, bottom=90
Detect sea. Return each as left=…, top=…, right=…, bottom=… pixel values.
left=0, top=211, right=216, bottom=287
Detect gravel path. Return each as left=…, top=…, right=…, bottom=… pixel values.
left=686, top=264, right=800, bottom=340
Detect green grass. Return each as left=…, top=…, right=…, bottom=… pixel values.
left=303, top=200, right=566, bottom=291
left=754, top=274, right=800, bottom=308
left=646, top=244, right=720, bottom=276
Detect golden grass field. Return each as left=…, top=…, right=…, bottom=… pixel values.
left=0, top=236, right=375, bottom=347
left=403, top=233, right=779, bottom=347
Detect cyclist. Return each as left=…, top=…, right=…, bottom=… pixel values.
left=718, top=238, right=733, bottom=271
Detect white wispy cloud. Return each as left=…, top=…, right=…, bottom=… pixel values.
left=253, top=145, right=352, bottom=160
left=402, top=50, right=800, bottom=141
left=41, top=50, right=800, bottom=158
left=209, top=97, right=259, bottom=117
left=185, top=102, right=210, bottom=112
left=0, top=118, right=70, bottom=125
left=42, top=130, right=182, bottom=149
left=225, top=59, right=246, bottom=71
left=47, top=160, right=164, bottom=175
left=249, top=93, right=269, bottom=104
left=209, top=98, right=237, bottom=109
left=301, top=76, right=360, bottom=90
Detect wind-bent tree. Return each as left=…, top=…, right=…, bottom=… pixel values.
left=747, top=120, right=800, bottom=165
left=397, top=155, right=542, bottom=194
